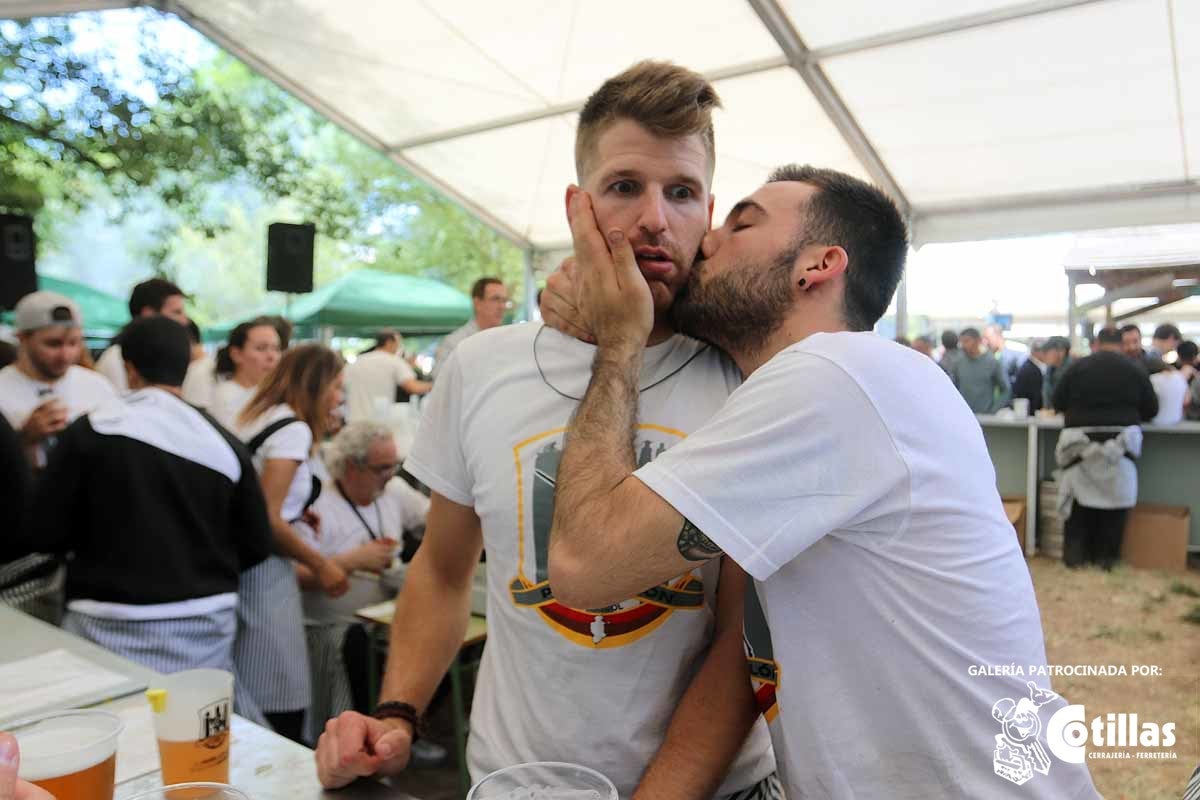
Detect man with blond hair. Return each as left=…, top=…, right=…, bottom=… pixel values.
left=315, top=61, right=778, bottom=798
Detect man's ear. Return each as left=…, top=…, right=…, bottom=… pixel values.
left=795, top=245, right=848, bottom=290
left=564, top=184, right=582, bottom=225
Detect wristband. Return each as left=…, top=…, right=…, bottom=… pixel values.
left=371, top=701, right=424, bottom=741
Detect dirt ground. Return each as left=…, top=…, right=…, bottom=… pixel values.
left=1028, top=556, right=1200, bottom=799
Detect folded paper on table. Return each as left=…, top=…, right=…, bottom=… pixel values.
left=0, top=649, right=143, bottom=726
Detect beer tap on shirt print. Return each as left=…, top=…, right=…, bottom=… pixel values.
left=510, top=424, right=706, bottom=648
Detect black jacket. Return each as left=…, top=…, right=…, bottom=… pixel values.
left=1011, top=359, right=1048, bottom=414
left=8, top=389, right=273, bottom=605
left=1051, top=351, right=1159, bottom=428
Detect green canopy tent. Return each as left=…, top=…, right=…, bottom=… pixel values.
left=1, top=275, right=130, bottom=340
left=207, top=269, right=472, bottom=341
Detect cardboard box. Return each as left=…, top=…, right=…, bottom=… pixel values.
left=1002, top=497, right=1027, bottom=545
left=1122, top=504, right=1190, bottom=573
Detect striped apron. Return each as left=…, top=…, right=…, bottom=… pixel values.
left=232, top=555, right=311, bottom=716
left=63, top=608, right=236, bottom=674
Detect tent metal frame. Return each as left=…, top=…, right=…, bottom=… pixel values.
left=5, top=0, right=1197, bottom=328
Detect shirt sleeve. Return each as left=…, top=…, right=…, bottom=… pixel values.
left=404, top=350, right=474, bottom=506
left=633, top=351, right=910, bottom=582
left=95, top=346, right=128, bottom=392
left=261, top=419, right=312, bottom=462
left=182, top=359, right=215, bottom=409
left=394, top=357, right=417, bottom=385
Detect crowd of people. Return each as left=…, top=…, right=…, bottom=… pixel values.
left=897, top=321, right=1198, bottom=424
left=6, top=58, right=1190, bottom=799
left=0, top=273, right=515, bottom=764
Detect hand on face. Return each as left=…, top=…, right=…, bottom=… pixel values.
left=540, top=256, right=595, bottom=344
left=567, top=190, right=653, bottom=351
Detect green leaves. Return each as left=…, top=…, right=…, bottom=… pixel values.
left=2, top=9, right=526, bottom=320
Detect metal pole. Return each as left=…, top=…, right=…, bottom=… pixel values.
left=1066, top=275, right=1078, bottom=349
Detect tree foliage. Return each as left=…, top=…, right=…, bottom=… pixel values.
left=0, top=10, right=525, bottom=314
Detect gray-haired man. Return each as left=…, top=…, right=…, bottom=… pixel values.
left=294, top=422, right=437, bottom=755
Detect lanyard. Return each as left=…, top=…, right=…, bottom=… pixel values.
left=336, top=481, right=383, bottom=541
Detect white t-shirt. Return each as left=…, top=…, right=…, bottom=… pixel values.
left=405, top=324, right=775, bottom=799
left=237, top=404, right=315, bottom=522
left=295, top=478, right=429, bottom=624
left=210, top=380, right=257, bottom=430
left=1150, top=370, right=1187, bottom=425
left=95, top=343, right=128, bottom=391
left=636, top=333, right=1099, bottom=800
left=0, top=364, right=116, bottom=466
left=181, top=354, right=216, bottom=409
left=346, top=351, right=417, bottom=422
left=431, top=318, right=480, bottom=380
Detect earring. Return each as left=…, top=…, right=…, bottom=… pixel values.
left=798, top=278, right=807, bottom=288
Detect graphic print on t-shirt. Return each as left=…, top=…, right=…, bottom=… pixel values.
left=510, top=424, right=705, bottom=649
left=744, top=583, right=781, bottom=723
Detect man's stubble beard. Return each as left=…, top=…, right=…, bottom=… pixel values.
left=669, top=242, right=799, bottom=359
left=28, top=347, right=69, bottom=382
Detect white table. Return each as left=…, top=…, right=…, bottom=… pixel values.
left=0, top=607, right=419, bottom=799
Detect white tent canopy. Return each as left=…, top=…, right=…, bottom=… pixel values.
left=3, top=0, right=1198, bottom=256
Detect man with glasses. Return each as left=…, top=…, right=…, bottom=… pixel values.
left=295, top=421, right=434, bottom=750
left=431, top=277, right=510, bottom=379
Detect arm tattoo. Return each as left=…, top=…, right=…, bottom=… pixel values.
left=676, top=518, right=723, bottom=562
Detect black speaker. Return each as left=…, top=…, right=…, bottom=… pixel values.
left=0, top=214, right=37, bottom=311
left=266, top=222, right=315, bottom=293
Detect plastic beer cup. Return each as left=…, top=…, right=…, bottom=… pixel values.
left=12, top=709, right=123, bottom=800
left=145, top=669, right=234, bottom=789
left=467, top=761, right=618, bottom=800
left=125, top=782, right=251, bottom=800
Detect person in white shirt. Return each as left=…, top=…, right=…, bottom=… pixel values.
left=1148, top=361, right=1188, bottom=426
left=430, top=278, right=509, bottom=379
left=295, top=421, right=433, bottom=750
left=95, top=278, right=190, bottom=392
left=315, top=61, right=778, bottom=800
left=180, top=319, right=217, bottom=409
left=0, top=291, right=115, bottom=468
left=346, top=330, right=431, bottom=421
left=210, top=318, right=282, bottom=429
left=548, top=165, right=1099, bottom=799
left=233, top=343, right=350, bottom=742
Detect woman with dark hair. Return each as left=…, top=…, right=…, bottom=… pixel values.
left=211, top=318, right=281, bottom=428
left=232, top=343, right=349, bottom=742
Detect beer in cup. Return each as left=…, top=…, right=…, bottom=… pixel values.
left=12, top=709, right=123, bottom=800
left=146, top=669, right=233, bottom=789
left=467, top=761, right=618, bottom=800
